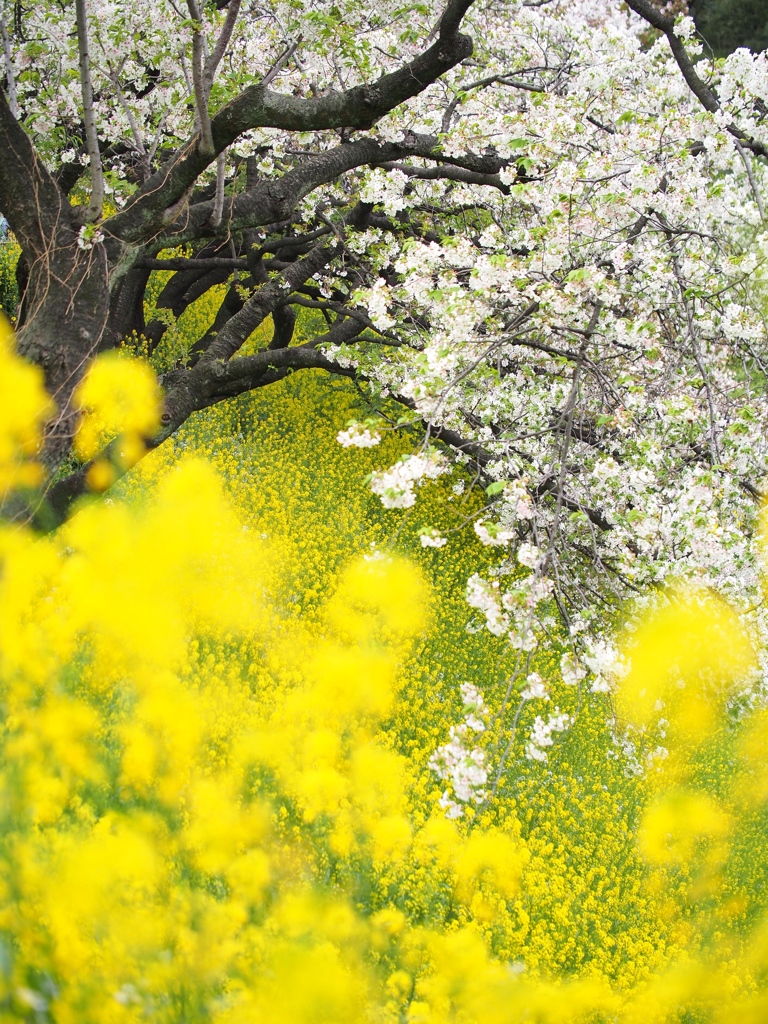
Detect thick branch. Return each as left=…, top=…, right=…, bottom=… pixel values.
left=537, top=475, right=612, bottom=531
left=41, top=317, right=365, bottom=528
left=139, top=256, right=247, bottom=271
left=269, top=304, right=296, bottom=350
left=141, top=257, right=233, bottom=351
left=216, top=318, right=364, bottom=385
left=375, top=160, right=510, bottom=193
left=105, top=5, right=476, bottom=244
left=159, top=134, right=497, bottom=247
left=210, top=149, right=227, bottom=228
left=0, top=88, right=68, bottom=255
left=157, top=242, right=340, bottom=432
left=205, top=243, right=339, bottom=363
left=438, top=0, right=476, bottom=38
left=189, top=280, right=245, bottom=358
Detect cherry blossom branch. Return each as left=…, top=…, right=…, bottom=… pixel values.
left=441, top=73, right=547, bottom=131
left=734, top=139, right=766, bottom=224
left=374, top=161, right=511, bottom=193
left=210, top=149, right=227, bottom=229
left=621, top=0, right=768, bottom=157
left=549, top=302, right=603, bottom=544
left=106, top=4, right=477, bottom=243
left=202, top=0, right=241, bottom=98
left=261, top=37, right=300, bottom=88
left=186, top=0, right=215, bottom=155
left=107, top=68, right=150, bottom=181
left=146, top=134, right=500, bottom=249
left=75, top=0, right=104, bottom=221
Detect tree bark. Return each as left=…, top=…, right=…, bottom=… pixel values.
left=0, top=88, right=110, bottom=472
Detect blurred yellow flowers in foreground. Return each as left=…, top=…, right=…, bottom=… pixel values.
left=2, top=324, right=768, bottom=1022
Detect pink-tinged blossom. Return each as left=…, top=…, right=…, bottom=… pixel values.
left=525, top=711, right=573, bottom=762
left=336, top=425, right=381, bottom=449
left=466, top=574, right=509, bottom=637
left=517, top=543, right=542, bottom=570
left=560, top=653, right=587, bottom=688
left=430, top=683, right=491, bottom=815
left=474, top=520, right=516, bottom=546
left=521, top=672, right=549, bottom=702
left=369, top=450, right=449, bottom=510
left=419, top=528, right=448, bottom=549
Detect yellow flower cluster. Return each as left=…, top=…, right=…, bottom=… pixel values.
left=74, top=351, right=162, bottom=490
left=605, top=589, right=768, bottom=1021
left=0, top=311, right=53, bottom=490
left=2, top=293, right=768, bottom=1021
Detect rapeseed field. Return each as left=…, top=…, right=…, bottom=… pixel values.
left=0, top=286, right=767, bottom=1022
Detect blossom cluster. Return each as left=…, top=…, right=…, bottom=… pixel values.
left=368, top=448, right=450, bottom=509
left=429, top=682, right=490, bottom=817
left=525, top=709, right=573, bottom=762
left=336, top=422, right=382, bottom=448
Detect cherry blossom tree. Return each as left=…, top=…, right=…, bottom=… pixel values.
left=3, top=0, right=768, bottom=804
left=0, top=0, right=478, bottom=485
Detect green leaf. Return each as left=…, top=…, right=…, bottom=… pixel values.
left=565, top=268, right=590, bottom=283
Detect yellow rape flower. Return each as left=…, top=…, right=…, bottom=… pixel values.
left=325, top=555, right=429, bottom=644
left=371, top=814, right=412, bottom=862
left=453, top=828, right=528, bottom=903
left=0, top=311, right=53, bottom=491
left=74, top=351, right=161, bottom=464
left=616, top=588, right=755, bottom=749
left=639, top=789, right=731, bottom=867
left=734, top=707, right=768, bottom=807
left=386, top=968, right=413, bottom=1001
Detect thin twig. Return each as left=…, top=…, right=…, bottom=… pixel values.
left=734, top=139, right=766, bottom=225
left=210, top=148, right=227, bottom=229
left=203, top=0, right=241, bottom=96
left=261, top=37, right=300, bottom=88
